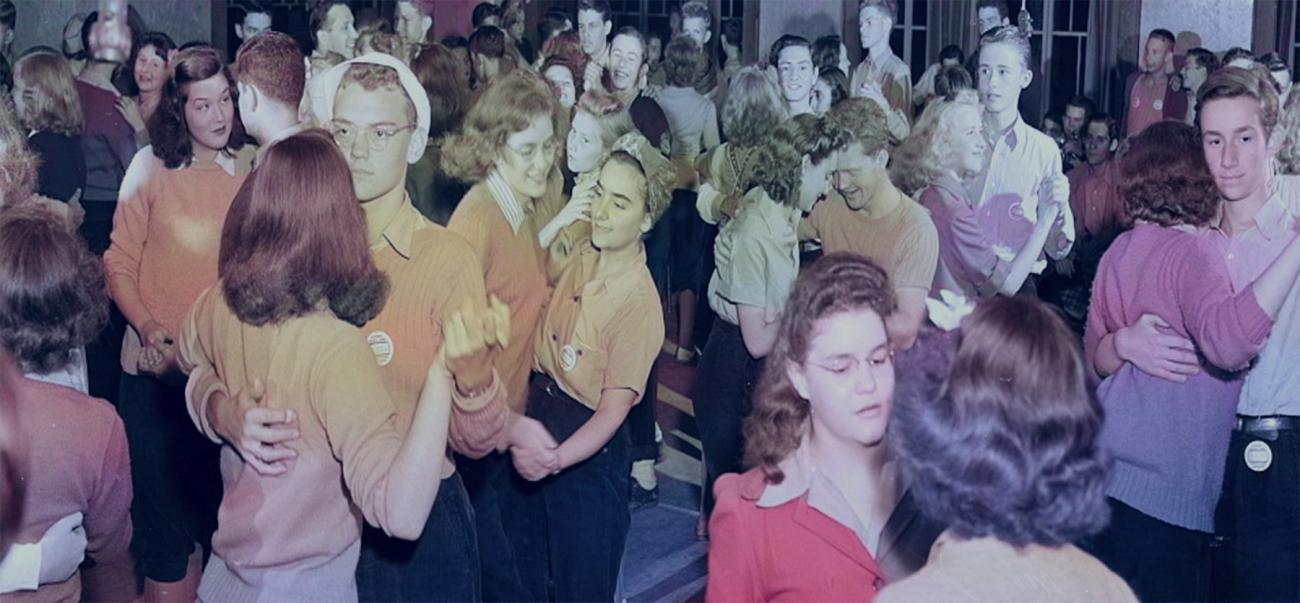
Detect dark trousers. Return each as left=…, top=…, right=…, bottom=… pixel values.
left=505, top=374, right=630, bottom=603
left=1214, top=427, right=1300, bottom=602
left=693, top=320, right=762, bottom=518
left=628, top=361, right=659, bottom=463
left=117, top=372, right=221, bottom=582
left=460, top=452, right=531, bottom=603
left=1085, top=498, right=1211, bottom=602
left=357, top=472, right=481, bottom=602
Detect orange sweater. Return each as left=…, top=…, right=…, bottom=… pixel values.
left=447, top=179, right=559, bottom=412
left=103, top=147, right=252, bottom=369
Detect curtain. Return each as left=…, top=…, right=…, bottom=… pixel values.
left=928, top=0, right=976, bottom=65
left=1253, top=0, right=1296, bottom=57
left=1085, top=0, right=1141, bottom=121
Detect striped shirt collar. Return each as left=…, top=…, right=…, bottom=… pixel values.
left=486, top=170, right=527, bottom=234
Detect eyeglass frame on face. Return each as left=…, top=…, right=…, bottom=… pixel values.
left=805, top=348, right=894, bottom=383
left=502, top=136, right=561, bottom=168
left=328, top=119, right=418, bottom=153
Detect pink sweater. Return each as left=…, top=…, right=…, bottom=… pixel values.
left=8, top=377, right=132, bottom=602
left=1085, top=223, right=1273, bottom=531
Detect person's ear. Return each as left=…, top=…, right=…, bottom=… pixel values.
left=602, top=20, right=612, bottom=38
left=235, top=24, right=245, bottom=41
left=421, top=15, right=433, bottom=37
left=870, top=148, right=889, bottom=168
left=406, top=126, right=428, bottom=164
left=1020, top=65, right=1033, bottom=90
left=640, top=210, right=653, bottom=234
left=638, top=63, right=648, bottom=89
left=1108, top=138, right=1119, bottom=153
left=703, top=30, right=712, bottom=46
left=785, top=359, right=811, bottom=400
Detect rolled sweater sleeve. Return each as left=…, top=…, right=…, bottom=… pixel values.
left=1177, top=237, right=1274, bottom=371
left=179, top=289, right=225, bottom=444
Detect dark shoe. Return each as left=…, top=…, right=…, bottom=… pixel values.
left=630, top=482, right=659, bottom=510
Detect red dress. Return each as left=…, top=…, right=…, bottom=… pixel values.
left=706, top=467, right=887, bottom=602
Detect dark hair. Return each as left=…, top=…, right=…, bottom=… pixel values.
left=721, top=18, right=742, bottom=48
left=0, top=53, right=8, bottom=92
left=0, top=0, right=13, bottom=29
left=612, top=25, right=646, bottom=57
left=664, top=35, right=704, bottom=88
left=976, top=0, right=1009, bottom=19
left=309, top=0, right=347, bottom=39
left=442, top=35, right=468, bottom=49
left=1085, top=113, right=1118, bottom=140
left=538, top=9, right=571, bottom=42
left=234, top=31, right=304, bottom=106
left=681, top=0, right=712, bottom=28
left=1223, top=47, right=1254, bottom=67
left=768, top=34, right=811, bottom=69
left=812, top=35, right=843, bottom=71
left=1065, top=94, right=1095, bottom=118
left=149, top=46, right=246, bottom=169
left=818, top=66, right=850, bottom=107
left=125, top=31, right=175, bottom=97
left=939, top=44, right=965, bottom=64
left=1147, top=28, right=1175, bottom=48
left=745, top=253, right=897, bottom=481
left=577, top=0, right=612, bottom=23
left=1186, top=47, right=1220, bottom=73
left=414, top=43, right=471, bottom=138
left=1120, top=120, right=1217, bottom=228
left=469, top=25, right=507, bottom=59
left=0, top=206, right=109, bottom=374
left=890, top=296, right=1110, bottom=548
left=1261, top=51, right=1289, bottom=74
left=776, top=112, right=849, bottom=165
left=471, top=2, right=500, bottom=28
left=934, top=64, right=973, bottom=101
left=220, top=130, right=387, bottom=327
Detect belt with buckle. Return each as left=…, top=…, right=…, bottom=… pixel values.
left=1235, top=415, right=1300, bottom=437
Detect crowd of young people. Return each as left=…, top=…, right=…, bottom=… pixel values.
left=1, top=0, right=1299, bottom=602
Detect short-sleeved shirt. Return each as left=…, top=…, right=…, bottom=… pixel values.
left=805, top=183, right=939, bottom=291
left=534, top=246, right=664, bottom=410
left=708, top=188, right=801, bottom=325
left=850, top=51, right=914, bottom=123
left=967, top=113, right=1075, bottom=271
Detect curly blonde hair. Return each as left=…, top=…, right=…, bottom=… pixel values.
left=889, top=89, right=982, bottom=196
left=443, top=69, right=564, bottom=182
left=0, top=102, right=37, bottom=207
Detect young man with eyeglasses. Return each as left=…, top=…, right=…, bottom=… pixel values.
left=188, top=53, right=529, bottom=603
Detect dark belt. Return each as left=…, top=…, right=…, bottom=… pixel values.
left=1235, top=415, right=1300, bottom=437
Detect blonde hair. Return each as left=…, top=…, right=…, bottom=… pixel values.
left=0, top=101, right=37, bottom=206
left=890, top=90, right=982, bottom=196
left=443, top=69, right=564, bottom=182
left=13, top=51, right=83, bottom=137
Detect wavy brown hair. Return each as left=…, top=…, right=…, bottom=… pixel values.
left=742, top=136, right=804, bottom=207
left=0, top=205, right=109, bottom=374
left=412, top=42, right=472, bottom=139
left=443, top=69, right=564, bottom=182
left=219, top=129, right=388, bottom=327
left=149, top=46, right=247, bottom=169
left=889, top=297, right=1110, bottom=547
left=744, top=253, right=897, bottom=482
left=1119, top=120, right=1218, bottom=228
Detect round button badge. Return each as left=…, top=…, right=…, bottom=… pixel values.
left=560, top=345, right=578, bottom=372
left=367, top=331, right=395, bottom=367
left=1244, top=440, right=1273, bottom=473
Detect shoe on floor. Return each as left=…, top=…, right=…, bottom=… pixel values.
left=630, top=482, right=659, bottom=510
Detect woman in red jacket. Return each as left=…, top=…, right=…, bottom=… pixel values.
left=706, top=253, right=898, bottom=602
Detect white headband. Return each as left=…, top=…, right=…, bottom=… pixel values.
left=308, top=52, right=430, bottom=164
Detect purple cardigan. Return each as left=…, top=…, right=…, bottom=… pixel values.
left=1085, top=223, right=1273, bottom=531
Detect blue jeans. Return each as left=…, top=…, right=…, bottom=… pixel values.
left=505, top=374, right=631, bottom=603
left=357, top=472, right=481, bottom=602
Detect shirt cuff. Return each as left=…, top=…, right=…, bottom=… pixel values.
left=0, top=542, right=41, bottom=593
left=697, top=184, right=722, bottom=225
left=185, top=366, right=227, bottom=445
